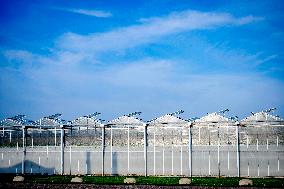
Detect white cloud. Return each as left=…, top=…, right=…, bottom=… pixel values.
left=1, top=9, right=276, bottom=119
left=69, top=9, right=112, bottom=17
left=57, top=10, right=261, bottom=54
left=5, top=10, right=262, bottom=67
left=52, top=7, right=112, bottom=18
left=255, top=54, right=278, bottom=65
left=235, top=15, right=263, bottom=25
left=1, top=58, right=283, bottom=120
left=4, top=50, right=37, bottom=64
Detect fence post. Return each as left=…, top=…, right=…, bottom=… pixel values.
left=110, top=125, right=113, bottom=175
left=188, top=123, right=192, bottom=177
left=236, top=122, right=240, bottom=177
left=143, top=123, right=147, bottom=176
left=9, top=131, right=12, bottom=143
left=60, top=125, right=64, bottom=175
left=69, top=146, right=72, bottom=175
left=21, top=126, right=26, bottom=174
left=180, top=128, right=183, bottom=176
left=153, top=124, right=156, bottom=175
left=54, top=127, right=56, bottom=146
left=127, top=124, right=130, bottom=175
left=218, top=126, right=220, bottom=177
left=101, top=124, right=105, bottom=176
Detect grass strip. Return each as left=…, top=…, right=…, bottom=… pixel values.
left=25, top=175, right=73, bottom=184
left=83, top=176, right=125, bottom=184
left=0, top=174, right=283, bottom=187
left=136, top=176, right=179, bottom=185
left=191, top=177, right=239, bottom=187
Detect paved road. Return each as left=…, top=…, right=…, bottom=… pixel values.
left=1, top=183, right=281, bottom=189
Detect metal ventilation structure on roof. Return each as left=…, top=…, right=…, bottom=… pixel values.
left=241, top=108, right=283, bottom=125
left=148, top=110, right=188, bottom=126
left=72, top=112, right=103, bottom=128
left=108, top=112, right=144, bottom=126
left=195, top=110, right=231, bottom=124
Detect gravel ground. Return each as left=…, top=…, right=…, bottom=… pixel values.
left=0, top=183, right=280, bottom=189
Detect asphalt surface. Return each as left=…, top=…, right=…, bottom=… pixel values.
left=0, top=183, right=281, bottom=189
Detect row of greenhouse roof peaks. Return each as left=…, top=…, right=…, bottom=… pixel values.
left=0, top=108, right=283, bottom=127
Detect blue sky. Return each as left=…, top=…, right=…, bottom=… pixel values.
left=0, top=0, right=284, bottom=121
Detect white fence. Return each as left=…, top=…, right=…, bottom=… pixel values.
left=0, top=124, right=283, bottom=177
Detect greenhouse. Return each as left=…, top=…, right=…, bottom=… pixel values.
left=0, top=109, right=283, bottom=177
